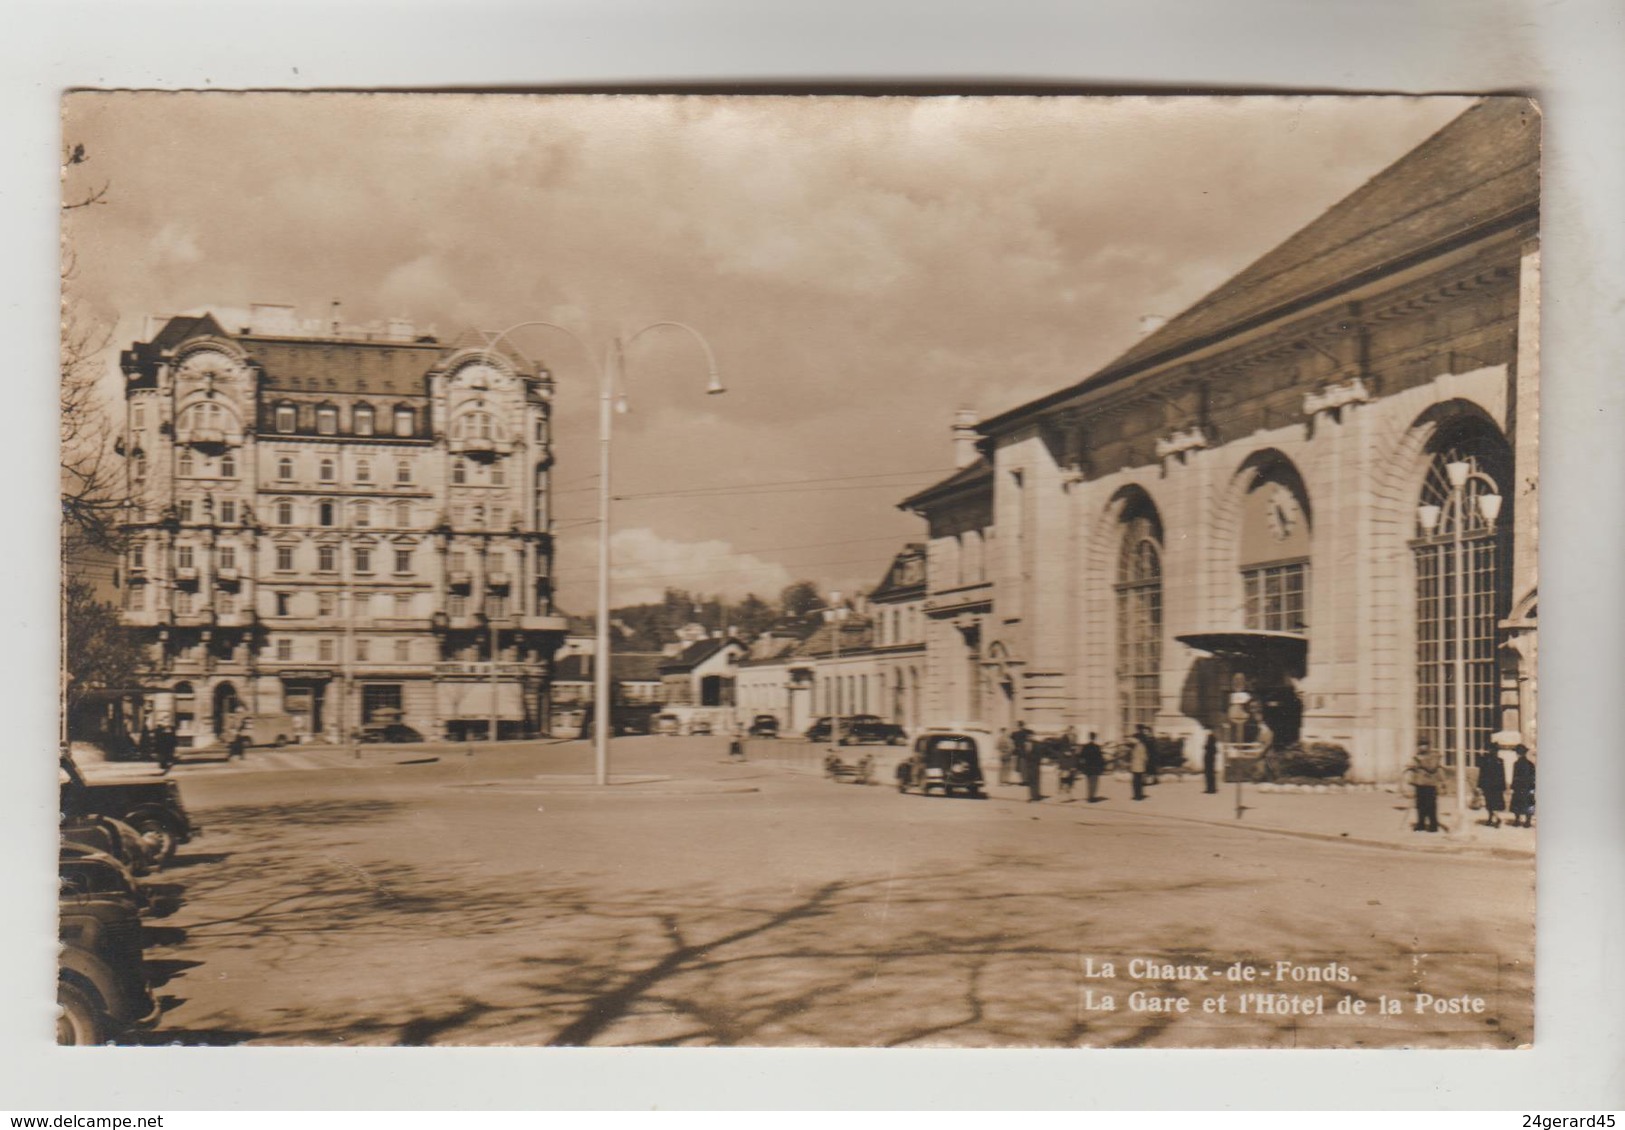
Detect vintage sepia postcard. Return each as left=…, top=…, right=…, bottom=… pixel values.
left=58, top=92, right=1539, bottom=1049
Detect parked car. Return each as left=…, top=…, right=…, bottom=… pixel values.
left=805, top=714, right=907, bottom=745
left=58, top=885, right=159, bottom=1044
left=748, top=715, right=781, bottom=738
left=61, top=814, right=156, bottom=877
left=896, top=729, right=988, bottom=798
left=358, top=721, right=424, bottom=744
left=231, top=712, right=298, bottom=747
left=60, top=755, right=199, bottom=866
left=688, top=717, right=714, bottom=736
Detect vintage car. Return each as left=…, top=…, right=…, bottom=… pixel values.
left=747, top=714, right=781, bottom=739
left=804, top=714, right=907, bottom=745
left=653, top=713, right=682, bottom=737
left=60, top=755, right=199, bottom=866
left=58, top=884, right=159, bottom=1044
left=61, top=814, right=156, bottom=877
left=896, top=729, right=989, bottom=798
left=357, top=721, right=425, bottom=744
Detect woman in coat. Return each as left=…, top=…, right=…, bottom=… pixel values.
left=1476, top=749, right=1507, bottom=827
left=1509, top=746, right=1536, bottom=827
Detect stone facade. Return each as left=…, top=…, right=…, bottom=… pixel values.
left=116, top=310, right=569, bottom=746
left=904, top=99, right=1539, bottom=783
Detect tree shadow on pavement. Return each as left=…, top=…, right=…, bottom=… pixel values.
left=138, top=800, right=1533, bottom=1049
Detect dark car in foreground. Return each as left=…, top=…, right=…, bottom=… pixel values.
left=748, top=715, right=781, bottom=738
left=60, top=755, right=199, bottom=866
left=804, top=714, right=907, bottom=745
left=58, top=885, right=159, bottom=1044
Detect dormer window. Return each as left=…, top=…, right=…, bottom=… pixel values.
left=353, top=404, right=375, bottom=436
left=394, top=406, right=414, bottom=437
left=275, top=404, right=296, bottom=434
left=316, top=405, right=338, bottom=435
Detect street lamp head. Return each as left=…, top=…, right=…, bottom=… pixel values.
left=1476, top=492, right=1503, bottom=527
left=614, top=391, right=629, bottom=415
left=1446, top=460, right=1471, bottom=488
left=1416, top=503, right=1442, bottom=534
left=706, top=370, right=725, bottom=395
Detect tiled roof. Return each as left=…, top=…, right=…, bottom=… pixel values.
left=791, top=617, right=874, bottom=659
left=897, top=458, right=993, bottom=512
left=981, top=98, right=1541, bottom=433
left=656, top=637, right=742, bottom=673
left=241, top=336, right=449, bottom=397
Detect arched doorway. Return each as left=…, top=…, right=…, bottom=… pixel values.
left=212, top=682, right=241, bottom=744
left=1114, top=492, right=1164, bottom=736
left=1411, top=420, right=1513, bottom=774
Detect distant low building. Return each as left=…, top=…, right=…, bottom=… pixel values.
left=657, top=637, right=747, bottom=707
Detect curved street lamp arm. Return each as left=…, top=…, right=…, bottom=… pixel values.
left=621, top=320, right=724, bottom=392
left=478, top=320, right=603, bottom=380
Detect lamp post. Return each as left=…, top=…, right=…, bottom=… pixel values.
left=822, top=592, right=849, bottom=756
left=1416, top=458, right=1503, bottom=837
left=478, top=321, right=724, bottom=786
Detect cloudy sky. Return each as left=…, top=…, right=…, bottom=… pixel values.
left=63, top=93, right=1470, bottom=610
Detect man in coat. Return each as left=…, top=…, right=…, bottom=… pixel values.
left=1080, top=731, right=1106, bottom=802
left=1404, top=739, right=1447, bottom=832
left=1509, top=745, right=1536, bottom=827
left=1130, top=726, right=1151, bottom=801
left=1476, top=748, right=1507, bottom=827
left=1203, top=730, right=1220, bottom=794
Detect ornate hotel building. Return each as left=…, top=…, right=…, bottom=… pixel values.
left=116, top=305, right=569, bottom=746
left=902, top=98, right=1539, bottom=784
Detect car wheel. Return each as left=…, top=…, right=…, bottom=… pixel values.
left=57, top=979, right=110, bottom=1046
left=127, top=813, right=179, bottom=866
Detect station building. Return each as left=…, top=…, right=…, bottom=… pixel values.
left=902, top=99, right=1540, bottom=783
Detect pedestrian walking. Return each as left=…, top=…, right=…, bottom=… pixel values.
left=1080, top=732, right=1106, bottom=802
left=1203, top=730, right=1219, bottom=794
left=1509, top=745, right=1535, bottom=827
left=228, top=729, right=246, bottom=761
left=1476, top=748, right=1507, bottom=827
left=1138, top=724, right=1160, bottom=786
left=728, top=730, right=746, bottom=762
left=1011, top=721, right=1033, bottom=787
left=1403, top=739, right=1446, bottom=832
left=1057, top=726, right=1080, bottom=797
left=1129, top=728, right=1151, bottom=801
left=154, top=725, right=177, bottom=775
left=995, top=728, right=1015, bottom=786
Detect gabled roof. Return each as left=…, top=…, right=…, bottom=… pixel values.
left=656, top=637, right=744, bottom=674
left=869, top=543, right=928, bottom=603
left=791, top=617, right=874, bottom=659
left=981, top=98, right=1540, bottom=433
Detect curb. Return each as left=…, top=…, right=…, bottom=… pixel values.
left=1095, top=802, right=1535, bottom=860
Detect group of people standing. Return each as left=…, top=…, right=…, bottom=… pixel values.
left=134, top=724, right=248, bottom=773
left=995, top=722, right=1115, bottom=804
left=1403, top=739, right=1535, bottom=832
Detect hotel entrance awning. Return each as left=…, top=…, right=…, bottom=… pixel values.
left=1176, top=630, right=1308, bottom=677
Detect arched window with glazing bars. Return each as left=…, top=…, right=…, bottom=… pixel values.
left=1115, top=498, right=1164, bottom=736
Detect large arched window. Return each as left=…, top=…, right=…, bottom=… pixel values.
left=1114, top=493, right=1164, bottom=735
left=1236, top=455, right=1312, bottom=633
left=1412, top=423, right=1512, bottom=772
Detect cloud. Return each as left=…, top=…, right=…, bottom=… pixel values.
left=557, top=525, right=796, bottom=608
